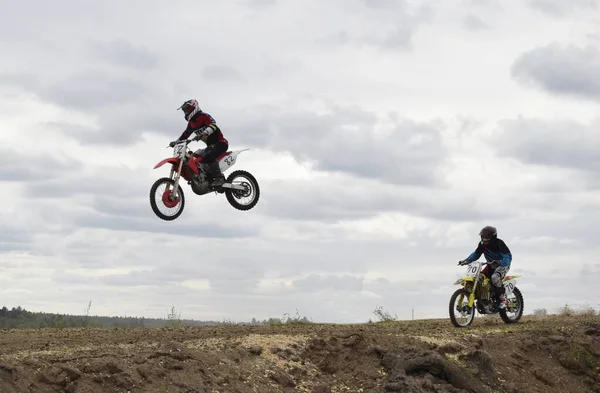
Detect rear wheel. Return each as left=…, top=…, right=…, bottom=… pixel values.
left=225, top=170, right=260, bottom=211
left=149, top=177, right=185, bottom=221
left=500, top=287, right=524, bottom=324
left=449, top=288, right=476, bottom=327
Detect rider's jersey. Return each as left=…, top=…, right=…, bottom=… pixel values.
left=465, top=238, right=512, bottom=267
left=178, top=111, right=228, bottom=146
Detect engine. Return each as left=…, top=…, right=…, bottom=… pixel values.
left=475, top=280, right=494, bottom=314
left=190, top=175, right=212, bottom=195
left=476, top=280, right=491, bottom=300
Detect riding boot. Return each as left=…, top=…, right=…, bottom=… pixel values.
left=493, top=285, right=506, bottom=310
left=207, top=162, right=225, bottom=187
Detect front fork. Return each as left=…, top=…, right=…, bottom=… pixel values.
left=467, top=291, right=476, bottom=308
left=169, top=160, right=184, bottom=199
left=457, top=282, right=477, bottom=312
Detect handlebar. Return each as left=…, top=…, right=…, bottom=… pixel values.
left=457, top=260, right=496, bottom=266
left=166, top=139, right=193, bottom=148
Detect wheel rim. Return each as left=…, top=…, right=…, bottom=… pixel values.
left=229, top=175, right=256, bottom=206
left=162, top=189, right=179, bottom=208
left=452, top=293, right=475, bottom=327
left=154, top=181, right=183, bottom=217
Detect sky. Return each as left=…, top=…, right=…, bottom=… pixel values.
left=0, top=0, right=599, bottom=323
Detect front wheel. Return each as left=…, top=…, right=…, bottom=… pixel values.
left=225, top=170, right=260, bottom=211
left=449, top=288, right=476, bottom=328
left=500, top=287, right=524, bottom=324
left=149, top=177, right=185, bottom=221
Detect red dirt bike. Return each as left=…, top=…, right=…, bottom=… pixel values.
left=149, top=139, right=260, bottom=221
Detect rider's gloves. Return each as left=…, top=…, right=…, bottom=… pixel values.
left=198, top=128, right=211, bottom=140
left=169, top=141, right=177, bottom=147
left=458, top=259, right=470, bottom=266
left=193, top=133, right=204, bottom=142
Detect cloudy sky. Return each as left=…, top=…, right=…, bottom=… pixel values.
left=1, top=0, right=599, bottom=323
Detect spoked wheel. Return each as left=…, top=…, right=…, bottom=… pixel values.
left=500, top=287, right=524, bottom=324
left=149, top=177, right=185, bottom=221
left=449, top=288, right=476, bottom=327
left=225, top=170, right=260, bottom=211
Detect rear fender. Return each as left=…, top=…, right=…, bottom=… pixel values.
left=154, top=157, right=180, bottom=169
left=503, top=279, right=518, bottom=295
left=218, top=149, right=250, bottom=172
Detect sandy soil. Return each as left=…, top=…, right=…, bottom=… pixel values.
left=0, top=314, right=598, bottom=393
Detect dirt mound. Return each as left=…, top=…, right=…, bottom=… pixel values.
left=0, top=314, right=598, bottom=392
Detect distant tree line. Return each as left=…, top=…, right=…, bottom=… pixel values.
left=0, top=305, right=314, bottom=329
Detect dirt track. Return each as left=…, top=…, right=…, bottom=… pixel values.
left=0, top=314, right=599, bottom=393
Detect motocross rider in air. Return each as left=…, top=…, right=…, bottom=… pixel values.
left=170, top=99, right=228, bottom=188
left=459, top=226, right=512, bottom=310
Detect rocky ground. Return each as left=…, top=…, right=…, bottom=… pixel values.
left=0, top=314, right=598, bottom=393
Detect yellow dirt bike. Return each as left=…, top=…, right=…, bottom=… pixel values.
left=449, top=260, right=524, bottom=327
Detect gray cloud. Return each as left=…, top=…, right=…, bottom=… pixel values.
left=0, top=224, right=33, bottom=253
left=363, top=26, right=418, bottom=50
left=73, top=210, right=258, bottom=238
left=321, top=0, right=432, bottom=51
left=238, top=0, right=278, bottom=10
left=24, top=164, right=149, bottom=200
left=1, top=71, right=150, bottom=111
left=511, top=43, right=600, bottom=101
left=47, top=73, right=146, bottom=109
left=292, top=274, right=364, bottom=292
left=361, top=0, right=400, bottom=8
left=45, top=109, right=179, bottom=146
left=201, top=65, right=244, bottom=81
left=89, top=39, right=159, bottom=70
left=259, top=58, right=304, bottom=80
left=1, top=66, right=178, bottom=146
left=55, top=264, right=209, bottom=288
left=91, top=196, right=160, bottom=218
left=491, top=116, right=600, bottom=174
left=1, top=67, right=229, bottom=147
left=505, top=212, right=600, bottom=248
left=528, top=0, right=598, bottom=17
left=0, top=205, right=79, bottom=255
left=524, top=267, right=600, bottom=310
left=465, top=0, right=503, bottom=7
left=229, top=104, right=449, bottom=185
left=202, top=258, right=267, bottom=292
left=462, top=14, right=489, bottom=30
left=0, top=147, right=79, bottom=181
left=261, top=176, right=496, bottom=223
left=11, top=193, right=258, bottom=240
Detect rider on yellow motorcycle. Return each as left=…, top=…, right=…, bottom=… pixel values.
left=459, top=226, right=512, bottom=310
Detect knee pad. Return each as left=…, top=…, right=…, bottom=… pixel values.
left=491, top=275, right=502, bottom=287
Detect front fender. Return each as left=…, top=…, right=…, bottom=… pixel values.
left=453, top=276, right=474, bottom=285
left=154, top=157, right=179, bottom=169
